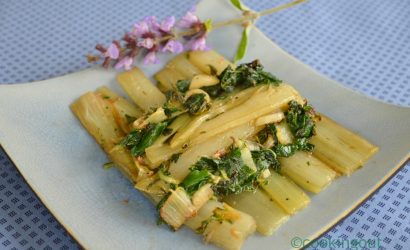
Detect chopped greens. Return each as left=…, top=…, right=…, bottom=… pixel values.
left=218, top=60, right=282, bottom=92
left=201, top=84, right=223, bottom=98
left=176, top=80, right=190, bottom=93
left=251, top=149, right=280, bottom=172
left=274, top=138, right=314, bottom=157
left=286, top=100, right=316, bottom=138
left=120, top=121, right=169, bottom=156
left=183, top=93, right=210, bottom=115
left=180, top=170, right=212, bottom=196
left=257, top=124, right=278, bottom=145
left=183, top=145, right=276, bottom=196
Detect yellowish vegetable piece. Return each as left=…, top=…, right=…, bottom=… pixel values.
left=95, top=86, right=120, bottom=99
left=276, top=120, right=294, bottom=144
left=190, top=84, right=302, bottom=144
left=166, top=53, right=203, bottom=79
left=145, top=144, right=182, bottom=168
left=189, top=74, right=220, bottom=89
left=188, top=50, right=234, bottom=75
left=154, top=67, right=186, bottom=91
left=311, top=115, right=379, bottom=175
left=203, top=204, right=256, bottom=250
left=117, top=67, right=166, bottom=111
left=192, top=184, right=214, bottom=209
left=96, top=87, right=143, bottom=133
left=224, top=188, right=289, bottom=236
left=108, top=145, right=140, bottom=182
left=71, top=92, right=123, bottom=152
left=169, top=123, right=258, bottom=181
left=260, top=171, right=310, bottom=215
left=159, top=187, right=196, bottom=230
left=170, top=87, right=257, bottom=149
left=280, top=151, right=337, bottom=193
left=254, top=111, right=285, bottom=126
left=151, top=114, right=191, bottom=147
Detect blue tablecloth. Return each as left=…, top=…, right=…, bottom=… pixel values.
left=0, top=0, right=409, bottom=249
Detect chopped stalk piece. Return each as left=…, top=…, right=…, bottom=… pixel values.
left=203, top=204, right=256, bottom=250
left=169, top=123, right=259, bottom=182
left=151, top=114, right=191, bottom=147
left=145, top=144, right=182, bottom=168
left=255, top=111, right=285, bottom=126
left=155, top=68, right=187, bottom=91
left=159, top=187, right=197, bottom=230
left=117, top=67, right=166, bottom=111
left=260, top=171, right=310, bottom=215
left=190, top=74, right=220, bottom=89
left=189, top=84, right=302, bottom=145
left=311, top=115, right=379, bottom=175
left=185, top=200, right=223, bottom=229
left=95, top=86, right=120, bottom=99
left=276, top=120, right=294, bottom=144
left=236, top=140, right=257, bottom=171
left=224, top=188, right=289, bottom=235
left=170, top=87, right=257, bottom=149
left=166, top=53, right=204, bottom=79
left=188, top=50, right=235, bottom=75
left=192, top=184, right=214, bottom=209
left=280, top=151, right=337, bottom=193
left=71, top=92, right=124, bottom=152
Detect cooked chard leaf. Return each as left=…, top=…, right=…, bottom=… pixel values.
left=121, top=121, right=169, bottom=156
left=180, top=170, right=212, bottom=196
left=183, top=93, right=210, bottom=115
left=274, top=138, right=315, bottom=157
left=251, top=149, right=280, bottom=172
left=176, top=80, right=190, bottom=93
left=286, top=100, right=316, bottom=138
left=257, top=123, right=278, bottom=145
left=201, top=84, right=223, bottom=97
left=170, top=153, right=182, bottom=163
left=191, top=147, right=261, bottom=196
left=218, top=60, right=282, bottom=93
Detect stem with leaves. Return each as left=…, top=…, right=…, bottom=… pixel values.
left=89, top=0, right=307, bottom=69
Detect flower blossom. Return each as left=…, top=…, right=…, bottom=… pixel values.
left=177, top=7, right=209, bottom=51
left=158, top=16, right=183, bottom=54
left=115, top=56, right=133, bottom=70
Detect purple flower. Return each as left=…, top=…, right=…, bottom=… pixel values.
left=161, top=39, right=184, bottom=53
left=178, top=7, right=200, bottom=28
left=132, top=21, right=149, bottom=37
left=115, top=56, right=134, bottom=70
left=143, top=51, right=159, bottom=65
left=137, top=37, right=155, bottom=49
left=144, top=16, right=160, bottom=33
left=131, top=16, right=160, bottom=37
left=185, top=36, right=209, bottom=51
left=160, top=16, right=175, bottom=32
left=103, top=43, right=119, bottom=59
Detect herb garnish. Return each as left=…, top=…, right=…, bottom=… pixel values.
left=218, top=60, right=282, bottom=93
left=120, top=121, right=169, bottom=156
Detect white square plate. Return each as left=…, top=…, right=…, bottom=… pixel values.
left=0, top=0, right=409, bottom=249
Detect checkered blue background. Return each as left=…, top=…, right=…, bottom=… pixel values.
left=0, top=0, right=409, bottom=249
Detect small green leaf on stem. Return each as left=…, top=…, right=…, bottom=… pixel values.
left=234, top=26, right=251, bottom=63
left=230, top=0, right=245, bottom=10
left=204, top=19, right=213, bottom=32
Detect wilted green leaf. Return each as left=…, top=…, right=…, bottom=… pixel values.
left=234, top=26, right=251, bottom=63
